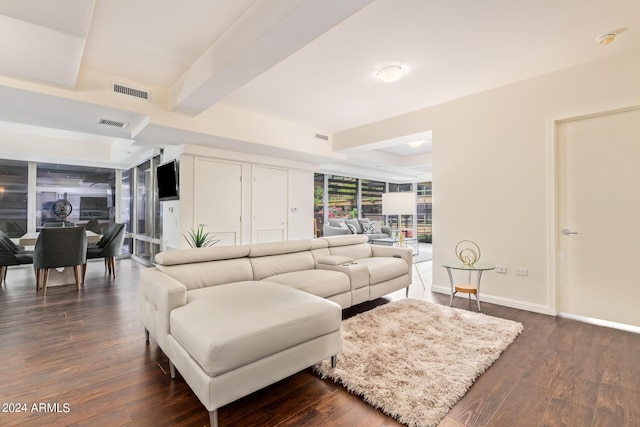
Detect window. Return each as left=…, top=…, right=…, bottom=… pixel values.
left=0, top=159, right=28, bottom=237
left=121, top=169, right=133, bottom=254
left=36, top=163, right=115, bottom=233
left=314, top=173, right=325, bottom=236
left=361, top=179, right=385, bottom=222
left=131, top=156, right=162, bottom=264
left=327, top=175, right=357, bottom=219
left=417, top=181, right=432, bottom=242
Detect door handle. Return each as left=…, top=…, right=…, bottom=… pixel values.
left=561, top=229, right=579, bottom=235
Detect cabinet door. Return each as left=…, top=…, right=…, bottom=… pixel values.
left=253, top=166, right=288, bottom=243
left=194, top=159, right=242, bottom=246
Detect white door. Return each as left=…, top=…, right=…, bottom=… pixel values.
left=194, top=159, right=242, bottom=246
left=253, top=166, right=288, bottom=243
left=557, top=108, right=640, bottom=327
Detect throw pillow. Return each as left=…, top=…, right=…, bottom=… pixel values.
left=338, top=222, right=349, bottom=232
left=346, top=218, right=363, bottom=234
left=362, top=222, right=377, bottom=234
left=346, top=223, right=357, bottom=234
left=372, top=221, right=383, bottom=234
left=357, top=218, right=371, bottom=228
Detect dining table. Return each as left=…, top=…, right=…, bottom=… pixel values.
left=18, top=230, right=100, bottom=246
left=17, top=229, right=101, bottom=288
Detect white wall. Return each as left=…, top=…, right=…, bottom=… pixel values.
left=334, top=52, right=640, bottom=315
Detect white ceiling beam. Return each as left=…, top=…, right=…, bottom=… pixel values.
left=0, top=0, right=95, bottom=88
left=168, top=0, right=373, bottom=116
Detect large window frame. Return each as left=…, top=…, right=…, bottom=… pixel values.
left=129, top=155, right=162, bottom=265
left=0, top=157, right=167, bottom=261
left=316, top=174, right=432, bottom=240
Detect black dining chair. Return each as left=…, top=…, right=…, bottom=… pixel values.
left=0, top=232, right=33, bottom=285
left=33, top=227, right=87, bottom=295
left=83, top=223, right=125, bottom=282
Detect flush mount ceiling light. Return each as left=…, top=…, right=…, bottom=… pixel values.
left=408, top=140, right=425, bottom=148
left=376, top=65, right=405, bottom=83
left=596, top=33, right=616, bottom=45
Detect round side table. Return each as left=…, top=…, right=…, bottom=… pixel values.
left=442, top=262, right=496, bottom=311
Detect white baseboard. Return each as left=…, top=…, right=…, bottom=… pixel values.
left=431, top=285, right=640, bottom=334
left=558, top=312, right=640, bottom=334
left=430, top=285, right=555, bottom=316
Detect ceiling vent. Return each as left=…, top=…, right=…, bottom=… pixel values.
left=315, top=133, right=329, bottom=141
left=98, top=118, right=129, bottom=129
left=111, top=82, right=150, bottom=101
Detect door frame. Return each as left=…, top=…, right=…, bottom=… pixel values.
left=550, top=104, right=640, bottom=327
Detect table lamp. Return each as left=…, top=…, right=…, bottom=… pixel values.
left=381, top=192, right=416, bottom=243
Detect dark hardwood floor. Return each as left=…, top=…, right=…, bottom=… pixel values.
left=0, top=258, right=638, bottom=426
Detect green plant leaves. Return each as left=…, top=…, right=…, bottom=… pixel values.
left=184, top=226, right=220, bottom=248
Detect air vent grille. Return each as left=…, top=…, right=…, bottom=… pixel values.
left=98, top=118, right=129, bottom=128
left=112, top=82, right=150, bottom=101
left=315, top=133, right=329, bottom=141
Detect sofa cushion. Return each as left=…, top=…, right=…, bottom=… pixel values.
left=322, top=235, right=369, bottom=246
left=170, top=281, right=341, bottom=377
left=264, top=269, right=350, bottom=299
left=354, top=257, right=409, bottom=285
left=250, top=251, right=316, bottom=280
left=328, top=218, right=346, bottom=227
left=330, top=243, right=371, bottom=260
left=309, top=239, right=331, bottom=261
left=155, top=245, right=250, bottom=266
left=156, top=257, right=254, bottom=290
left=248, top=240, right=312, bottom=257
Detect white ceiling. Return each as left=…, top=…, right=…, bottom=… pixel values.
left=0, top=0, right=639, bottom=181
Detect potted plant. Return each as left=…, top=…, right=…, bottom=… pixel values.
left=185, top=225, right=220, bottom=248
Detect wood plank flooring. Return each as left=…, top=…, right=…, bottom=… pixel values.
left=0, top=259, right=638, bottom=426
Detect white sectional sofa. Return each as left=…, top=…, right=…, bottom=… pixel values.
left=140, top=234, right=412, bottom=426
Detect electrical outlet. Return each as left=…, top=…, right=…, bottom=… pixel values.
left=495, top=265, right=507, bottom=274
left=515, top=267, right=528, bottom=276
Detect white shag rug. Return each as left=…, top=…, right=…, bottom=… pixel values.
left=315, top=299, right=524, bottom=427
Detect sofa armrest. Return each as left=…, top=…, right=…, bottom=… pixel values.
left=140, top=268, right=187, bottom=347
left=380, top=226, right=393, bottom=237
left=322, top=225, right=350, bottom=237
left=316, top=255, right=354, bottom=266
left=315, top=261, right=369, bottom=291
left=370, top=245, right=413, bottom=284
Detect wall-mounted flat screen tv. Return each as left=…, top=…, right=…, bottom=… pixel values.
left=157, top=160, right=179, bottom=201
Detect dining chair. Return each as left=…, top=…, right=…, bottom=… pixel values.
left=83, top=223, right=125, bottom=282
left=0, top=233, right=33, bottom=285
left=33, top=227, right=87, bottom=295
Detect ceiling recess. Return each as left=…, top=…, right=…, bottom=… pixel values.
left=98, top=118, right=129, bottom=128
left=111, top=82, right=150, bottom=101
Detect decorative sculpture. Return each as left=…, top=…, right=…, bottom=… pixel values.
left=455, top=240, right=480, bottom=265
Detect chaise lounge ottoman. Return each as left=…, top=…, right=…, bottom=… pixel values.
left=165, top=281, right=342, bottom=427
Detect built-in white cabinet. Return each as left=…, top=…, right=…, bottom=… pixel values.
left=177, top=153, right=311, bottom=248
left=252, top=165, right=288, bottom=243
left=193, top=158, right=242, bottom=246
